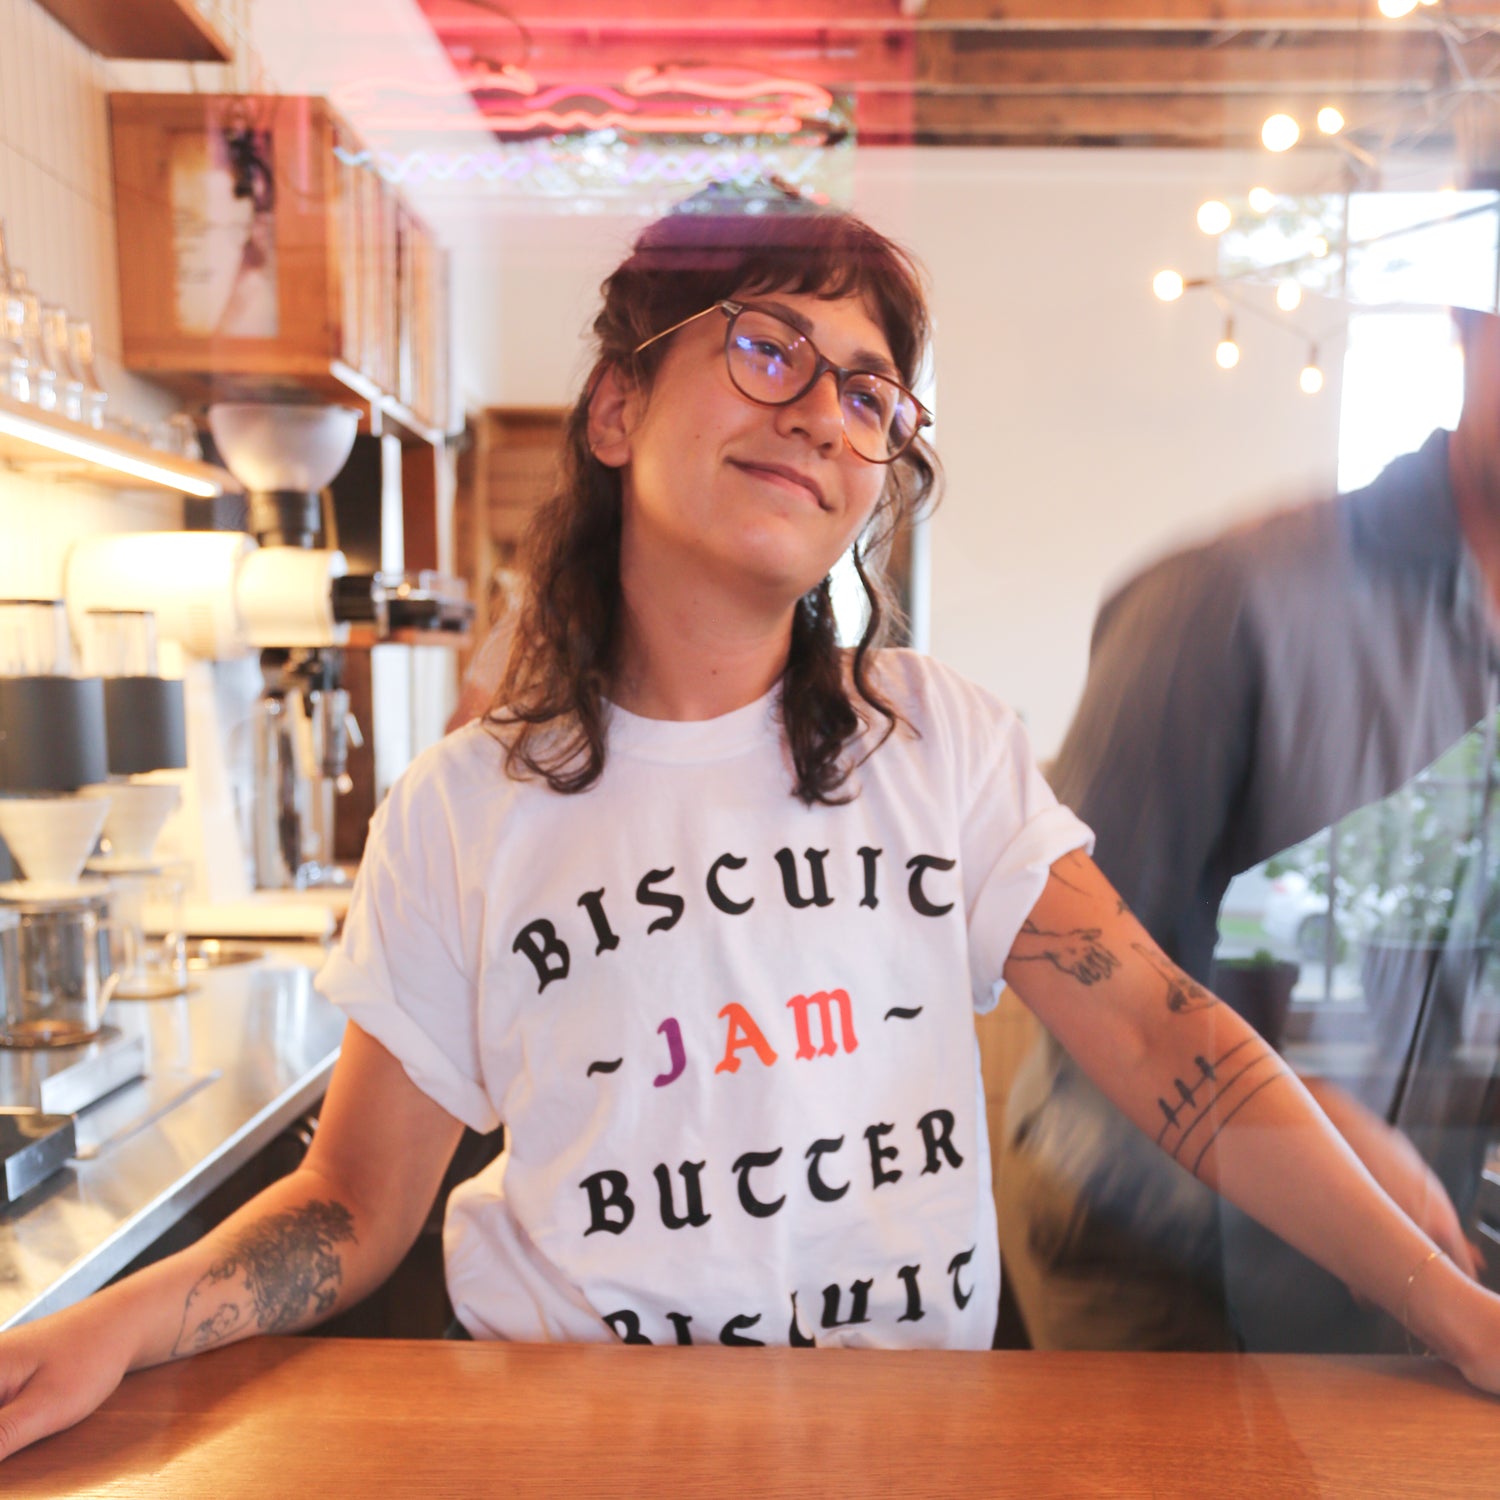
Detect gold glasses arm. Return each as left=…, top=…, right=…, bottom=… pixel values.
left=632, top=301, right=739, bottom=356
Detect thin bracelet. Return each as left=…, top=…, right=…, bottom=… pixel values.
left=1402, top=1247, right=1446, bottom=1356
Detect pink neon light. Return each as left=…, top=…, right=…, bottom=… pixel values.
left=334, top=59, right=837, bottom=138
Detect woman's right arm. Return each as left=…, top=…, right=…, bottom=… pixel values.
left=0, top=1022, right=465, bottom=1462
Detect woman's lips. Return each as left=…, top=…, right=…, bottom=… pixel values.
left=728, top=459, right=827, bottom=509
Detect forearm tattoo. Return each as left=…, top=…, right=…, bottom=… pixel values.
left=1155, top=1038, right=1292, bottom=1176
left=1131, top=942, right=1218, bottom=1015
left=172, top=1200, right=357, bottom=1355
left=1010, top=920, right=1121, bottom=984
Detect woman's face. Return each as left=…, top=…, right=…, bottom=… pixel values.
left=607, top=287, right=898, bottom=614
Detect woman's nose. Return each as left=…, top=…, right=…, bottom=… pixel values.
left=776, top=368, right=844, bottom=450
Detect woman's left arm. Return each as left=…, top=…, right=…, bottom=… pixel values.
left=1003, top=849, right=1500, bottom=1389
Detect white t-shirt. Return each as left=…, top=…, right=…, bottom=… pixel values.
left=316, top=650, right=1090, bottom=1348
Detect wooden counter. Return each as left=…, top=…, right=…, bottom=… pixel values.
left=5, top=1341, right=1498, bottom=1497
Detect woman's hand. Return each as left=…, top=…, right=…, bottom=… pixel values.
left=0, top=1294, right=138, bottom=1461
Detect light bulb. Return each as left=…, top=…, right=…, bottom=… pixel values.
left=1317, top=106, right=1345, bottom=135
left=1312, top=235, right=1330, bottom=257
left=1197, top=199, right=1233, bottom=236
left=1216, top=320, right=1240, bottom=370
left=1276, top=279, right=1303, bottom=311
left=1378, top=0, right=1418, bottom=15
left=1248, top=186, right=1275, bottom=213
left=1262, top=114, right=1300, bottom=153
left=1300, top=364, right=1325, bottom=395
left=1153, top=269, right=1186, bottom=302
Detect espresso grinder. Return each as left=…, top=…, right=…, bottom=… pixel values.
left=64, top=403, right=366, bottom=919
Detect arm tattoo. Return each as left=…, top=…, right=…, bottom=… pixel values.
left=1154, top=1040, right=1292, bottom=1176
left=172, top=1200, right=357, bottom=1355
left=1131, top=942, right=1218, bottom=1015
left=1010, top=920, right=1121, bottom=985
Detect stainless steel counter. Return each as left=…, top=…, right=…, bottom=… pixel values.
left=0, top=948, right=345, bottom=1328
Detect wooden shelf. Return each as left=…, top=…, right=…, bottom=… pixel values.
left=0, top=391, right=240, bottom=498
left=33, top=0, right=232, bottom=61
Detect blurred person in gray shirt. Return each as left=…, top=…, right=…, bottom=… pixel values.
left=996, top=309, right=1500, bottom=1352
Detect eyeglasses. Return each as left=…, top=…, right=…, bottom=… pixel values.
left=633, top=299, right=932, bottom=465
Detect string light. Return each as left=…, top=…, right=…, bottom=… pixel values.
left=1378, top=0, right=1418, bottom=15
left=1262, top=114, right=1301, bottom=152
left=1300, top=352, right=1325, bottom=395
left=1153, top=269, right=1186, bottom=302
left=1197, top=200, right=1232, bottom=235
left=1216, top=319, right=1241, bottom=370
left=1276, top=279, right=1303, bottom=311
left=1248, top=186, right=1275, bottom=213
left=1317, top=106, right=1346, bottom=135
left=1312, top=235, right=1330, bottom=257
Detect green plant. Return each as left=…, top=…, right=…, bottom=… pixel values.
left=1268, top=712, right=1500, bottom=948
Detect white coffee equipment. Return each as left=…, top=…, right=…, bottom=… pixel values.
left=64, top=403, right=367, bottom=929
left=0, top=599, right=143, bottom=1124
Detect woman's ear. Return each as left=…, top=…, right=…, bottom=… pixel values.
left=588, top=364, right=636, bottom=469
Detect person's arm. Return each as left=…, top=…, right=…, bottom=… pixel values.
left=0, top=1023, right=465, bottom=1461
left=1005, top=848, right=1500, bottom=1389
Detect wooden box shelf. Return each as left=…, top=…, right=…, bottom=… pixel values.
left=109, top=94, right=450, bottom=440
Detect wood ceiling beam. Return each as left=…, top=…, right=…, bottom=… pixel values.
left=918, top=32, right=1484, bottom=90
left=891, top=87, right=1469, bottom=148
left=425, top=1, right=1500, bottom=34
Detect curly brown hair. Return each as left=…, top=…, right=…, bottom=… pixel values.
left=487, top=192, right=942, bottom=805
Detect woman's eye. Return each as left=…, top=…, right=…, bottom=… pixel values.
left=844, top=381, right=893, bottom=425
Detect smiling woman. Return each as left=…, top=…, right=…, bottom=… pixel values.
left=7, top=181, right=1500, bottom=1469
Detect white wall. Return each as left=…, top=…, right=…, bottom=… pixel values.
left=442, top=147, right=1349, bottom=756
left=0, top=0, right=262, bottom=595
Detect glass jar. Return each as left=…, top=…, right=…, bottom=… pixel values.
left=0, top=599, right=72, bottom=676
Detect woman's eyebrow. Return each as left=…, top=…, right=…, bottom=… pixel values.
left=757, top=297, right=901, bottom=379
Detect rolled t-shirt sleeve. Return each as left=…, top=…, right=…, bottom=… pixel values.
left=315, top=763, right=500, bottom=1134
left=949, top=682, right=1093, bottom=1013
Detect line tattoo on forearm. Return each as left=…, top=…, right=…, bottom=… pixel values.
left=1131, top=942, right=1218, bottom=1015
left=1011, top=920, right=1121, bottom=984
left=1154, top=1039, right=1291, bottom=1175
left=172, top=1200, right=357, bottom=1355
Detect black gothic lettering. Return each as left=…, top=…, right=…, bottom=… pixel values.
left=706, top=853, right=754, bottom=916
left=857, top=845, right=882, bottom=910
left=789, top=1291, right=818, bottom=1347
left=636, top=868, right=685, bottom=935
left=654, top=1161, right=711, bottom=1230
left=602, top=1309, right=653, bottom=1344
left=720, top=1313, right=766, bottom=1347
left=512, top=919, right=570, bottom=992
left=948, top=1247, right=975, bottom=1310
left=917, top=1109, right=964, bottom=1174
left=896, top=1264, right=925, bottom=1323
left=774, top=847, right=834, bottom=909
left=580, top=1170, right=635, bottom=1236
left=864, top=1123, right=902, bottom=1188
left=820, top=1278, right=874, bottom=1329
left=731, top=1149, right=786, bottom=1218
left=576, top=889, right=620, bottom=955
left=906, top=855, right=957, bottom=917
left=665, top=1312, right=694, bottom=1346
left=804, top=1137, right=849, bottom=1202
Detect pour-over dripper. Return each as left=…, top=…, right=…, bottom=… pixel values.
left=79, top=781, right=180, bottom=861
left=0, top=794, right=110, bottom=887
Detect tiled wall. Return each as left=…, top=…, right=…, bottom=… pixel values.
left=0, top=0, right=258, bottom=598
